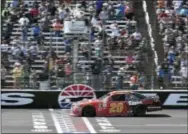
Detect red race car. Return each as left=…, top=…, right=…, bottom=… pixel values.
left=70, top=91, right=162, bottom=117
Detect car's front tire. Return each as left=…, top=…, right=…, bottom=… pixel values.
left=133, top=105, right=146, bottom=117
left=82, top=106, right=96, bottom=117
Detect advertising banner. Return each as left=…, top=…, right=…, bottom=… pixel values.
left=1, top=86, right=188, bottom=109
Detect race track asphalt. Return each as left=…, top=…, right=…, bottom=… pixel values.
left=2, top=109, right=187, bottom=133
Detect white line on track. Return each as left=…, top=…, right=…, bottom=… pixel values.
left=87, top=124, right=187, bottom=127
left=146, top=124, right=187, bottom=127
left=82, top=117, right=96, bottom=133
left=49, top=109, right=63, bottom=133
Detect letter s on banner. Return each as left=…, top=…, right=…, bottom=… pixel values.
left=163, top=93, right=188, bottom=106
left=1, top=93, right=34, bottom=106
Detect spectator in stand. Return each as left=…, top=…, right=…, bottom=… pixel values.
left=22, top=62, right=30, bottom=88
left=104, top=54, right=114, bottom=68
left=38, top=68, right=49, bottom=90
left=91, top=58, right=102, bottom=90
left=138, top=72, right=146, bottom=89
left=29, top=5, right=39, bottom=18
left=129, top=72, right=139, bottom=90
left=158, top=59, right=171, bottom=88
left=42, top=48, right=58, bottom=68
left=28, top=43, right=38, bottom=60
left=1, top=64, right=7, bottom=89
left=30, top=70, right=38, bottom=89
left=52, top=19, right=63, bottom=38
left=99, top=6, right=109, bottom=24
left=56, top=65, right=65, bottom=90
left=64, top=62, right=73, bottom=84
left=64, top=0, right=72, bottom=5
left=158, top=70, right=165, bottom=89
left=58, top=6, right=65, bottom=23
left=94, top=43, right=101, bottom=57
left=91, top=14, right=98, bottom=27
left=125, top=52, right=135, bottom=65
left=64, top=39, right=72, bottom=54
left=180, top=64, right=188, bottom=86
left=110, top=21, right=120, bottom=37
left=116, top=67, right=124, bottom=90
left=131, top=29, right=142, bottom=48
left=32, top=23, right=41, bottom=42
left=18, top=15, right=30, bottom=41
left=56, top=56, right=66, bottom=67
left=157, top=0, right=165, bottom=9
left=64, top=52, right=72, bottom=63
left=10, top=0, right=19, bottom=8
left=1, top=40, right=9, bottom=60
left=40, top=15, right=51, bottom=32
left=81, top=44, right=89, bottom=60
left=96, top=0, right=104, bottom=16
left=11, top=43, right=22, bottom=61
left=12, top=62, right=23, bottom=89
left=3, top=19, right=13, bottom=41
left=72, top=3, right=86, bottom=19
left=48, top=1, right=57, bottom=16
left=103, top=65, right=113, bottom=90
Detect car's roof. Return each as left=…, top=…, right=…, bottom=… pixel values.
left=110, top=90, right=134, bottom=95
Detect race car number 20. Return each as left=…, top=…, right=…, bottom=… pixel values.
left=109, top=102, right=124, bottom=113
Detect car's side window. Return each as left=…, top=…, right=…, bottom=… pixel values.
left=133, top=93, right=146, bottom=99
left=128, top=94, right=140, bottom=101
left=125, top=94, right=130, bottom=101
left=110, top=94, right=125, bottom=101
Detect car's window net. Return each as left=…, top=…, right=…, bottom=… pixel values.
left=133, top=93, right=146, bottom=99
left=99, top=93, right=110, bottom=100
left=111, top=94, right=125, bottom=101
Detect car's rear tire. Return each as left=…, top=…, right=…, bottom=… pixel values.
left=133, top=105, right=146, bottom=117
left=82, top=106, right=96, bottom=117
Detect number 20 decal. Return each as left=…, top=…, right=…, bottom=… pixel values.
left=109, top=102, right=124, bottom=113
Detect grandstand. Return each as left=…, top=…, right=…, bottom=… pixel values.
left=3, top=0, right=183, bottom=90
left=154, top=0, right=188, bottom=88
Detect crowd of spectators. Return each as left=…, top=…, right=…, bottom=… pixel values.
left=75, top=0, right=148, bottom=90
left=1, top=0, right=73, bottom=89
left=1, top=0, right=149, bottom=90
left=156, top=0, right=188, bottom=88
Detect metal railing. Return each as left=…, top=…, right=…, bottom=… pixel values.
left=4, top=70, right=187, bottom=90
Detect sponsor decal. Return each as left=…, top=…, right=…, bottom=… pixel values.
left=96, top=117, right=121, bottom=133
left=128, top=101, right=142, bottom=106
left=1, top=93, right=34, bottom=106
left=31, top=112, right=52, bottom=132
left=58, top=84, right=96, bottom=109
left=98, top=103, right=103, bottom=111
left=163, top=93, right=188, bottom=106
